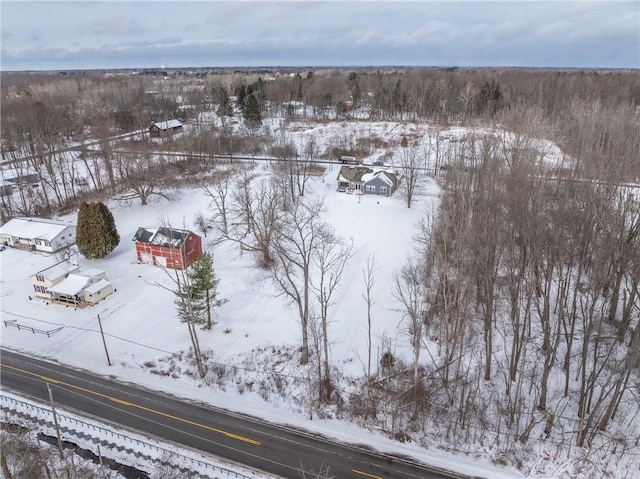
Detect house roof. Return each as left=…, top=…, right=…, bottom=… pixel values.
left=132, top=227, right=193, bottom=249
left=337, top=165, right=373, bottom=183
left=337, top=165, right=398, bottom=187
left=79, top=268, right=105, bottom=278
left=362, top=170, right=398, bottom=188
left=34, top=260, right=80, bottom=282
left=84, top=279, right=112, bottom=295
left=0, top=217, right=75, bottom=241
left=150, top=119, right=183, bottom=130
left=5, top=174, right=40, bottom=185
left=47, top=274, right=91, bottom=296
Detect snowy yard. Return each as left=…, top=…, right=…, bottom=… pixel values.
left=2, top=118, right=636, bottom=479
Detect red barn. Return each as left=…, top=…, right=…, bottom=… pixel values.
left=132, top=227, right=202, bottom=270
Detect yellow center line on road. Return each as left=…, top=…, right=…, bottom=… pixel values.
left=0, top=362, right=261, bottom=446
left=39, top=376, right=60, bottom=384
left=352, top=470, right=383, bottom=479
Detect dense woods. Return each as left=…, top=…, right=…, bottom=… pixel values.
left=1, top=67, right=638, bottom=476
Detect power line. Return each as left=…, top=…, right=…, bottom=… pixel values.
left=3, top=307, right=639, bottom=455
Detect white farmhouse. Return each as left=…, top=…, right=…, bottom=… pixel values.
left=0, top=217, right=76, bottom=253
left=30, top=262, right=113, bottom=306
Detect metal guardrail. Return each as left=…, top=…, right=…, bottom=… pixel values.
left=1, top=394, right=256, bottom=479
left=3, top=319, right=64, bottom=337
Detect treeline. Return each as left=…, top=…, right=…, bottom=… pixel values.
left=1, top=67, right=637, bottom=216
left=2, top=67, right=638, bottom=135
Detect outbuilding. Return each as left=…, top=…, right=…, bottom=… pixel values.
left=149, top=119, right=183, bottom=137
left=133, top=227, right=202, bottom=270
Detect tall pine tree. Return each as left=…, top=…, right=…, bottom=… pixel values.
left=76, top=201, right=120, bottom=259
left=190, top=252, right=226, bottom=330
left=243, top=93, right=261, bottom=126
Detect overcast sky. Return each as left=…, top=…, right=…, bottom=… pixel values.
left=1, top=1, right=638, bottom=71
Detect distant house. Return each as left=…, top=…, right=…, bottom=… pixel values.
left=336, top=165, right=398, bottom=197
left=31, top=262, right=113, bottom=306
left=0, top=217, right=76, bottom=253
left=132, top=227, right=202, bottom=270
left=149, top=119, right=184, bottom=137
left=5, top=174, right=40, bottom=187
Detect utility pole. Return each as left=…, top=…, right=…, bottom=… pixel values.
left=307, top=369, right=313, bottom=421
left=47, top=383, right=64, bottom=458
left=98, top=444, right=106, bottom=478
left=97, top=314, right=112, bottom=366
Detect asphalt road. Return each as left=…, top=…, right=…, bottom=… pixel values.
left=0, top=349, right=465, bottom=479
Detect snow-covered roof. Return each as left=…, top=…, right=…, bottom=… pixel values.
left=338, top=165, right=397, bottom=186
left=80, top=268, right=105, bottom=278
left=84, top=279, right=111, bottom=295
left=151, top=119, right=183, bottom=130
left=362, top=170, right=396, bottom=187
left=132, top=226, right=193, bottom=249
left=47, top=274, right=91, bottom=296
left=337, top=165, right=373, bottom=183
left=0, top=217, right=75, bottom=241
left=34, top=261, right=79, bottom=282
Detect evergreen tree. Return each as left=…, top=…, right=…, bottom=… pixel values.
left=346, top=72, right=361, bottom=109
left=216, top=87, right=232, bottom=117
left=392, top=79, right=408, bottom=118
left=76, top=201, right=120, bottom=259
left=478, top=79, right=504, bottom=116
left=189, top=252, right=226, bottom=330
left=243, top=93, right=261, bottom=125
left=234, top=83, right=247, bottom=109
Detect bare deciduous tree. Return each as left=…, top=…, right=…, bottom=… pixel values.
left=362, top=254, right=378, bottom=418
left=119, top=152, right=172, bottom=205
left=396, top=141, right=425, bottom=208
left=311, top=230, right=353, bottom=402
left=393, top=257, right=427, bottom=420
left=271, top=199, right=326, bottom=364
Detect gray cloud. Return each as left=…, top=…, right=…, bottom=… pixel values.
left=1, top=1, right=638, bottom=71
left=79, top=16, right=146, bottom=36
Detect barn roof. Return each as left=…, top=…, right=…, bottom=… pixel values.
left=132, top=226, right=192, bottom=249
